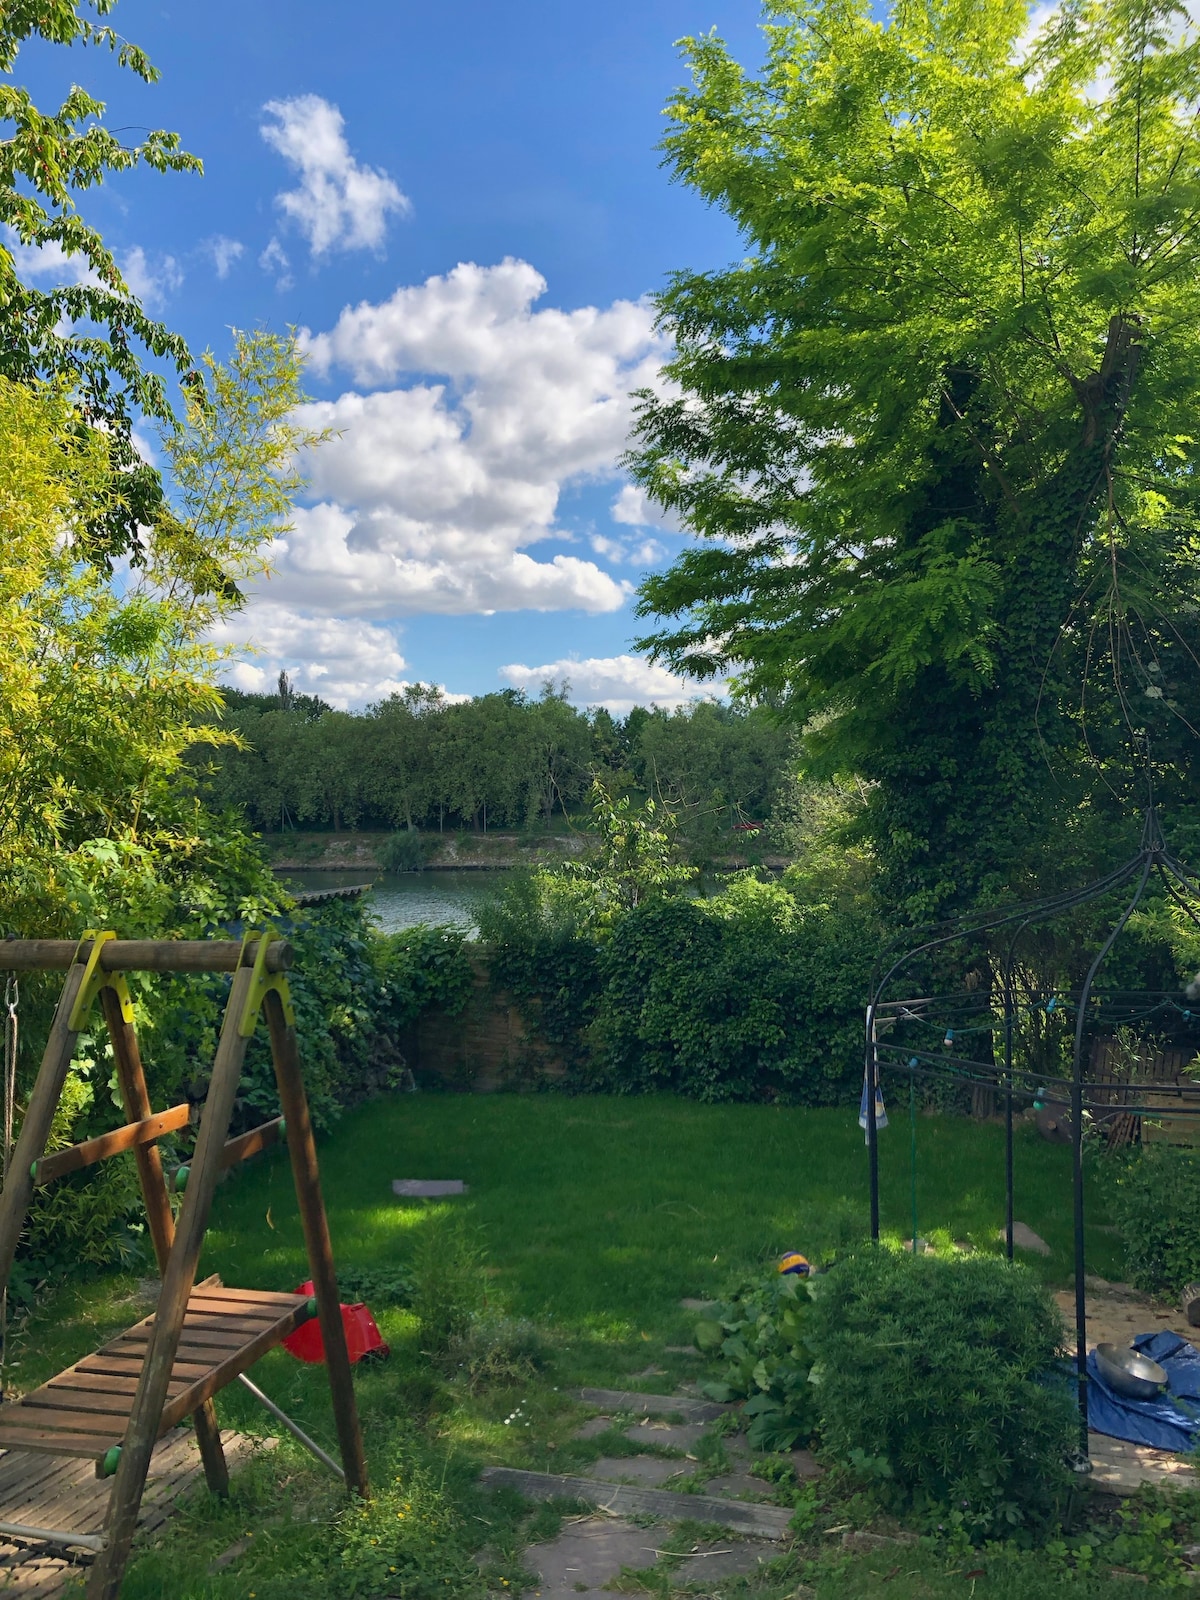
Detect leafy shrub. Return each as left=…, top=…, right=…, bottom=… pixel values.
left=592, top=875, right=876, bottom=1102
left=807, top=1248, right=1074, bottom=1538
left=378, top=829, right=428, bottom=872
left=477, top=871, right=603, bottom=1064
left=694, top=1271, right=817, bottom=1449
left=1098, top=1144, right=1200, bottom=1296
left=410, top=1213, right=484, bottom=1354
left=373, top=923, right=473, bottom=1031
left=443, top=1313, right=548, bottom=1391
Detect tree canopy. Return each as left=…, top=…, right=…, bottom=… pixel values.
left=629, top=0, right=1200, bottom=918
left=1, top=0, right=200, bottom=562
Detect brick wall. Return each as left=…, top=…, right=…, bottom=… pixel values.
left=400, top=955, right=565, bottom=1091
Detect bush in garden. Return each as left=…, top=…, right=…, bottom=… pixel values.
left=592, top=875, right=875, bottom=1103
left=694, top=1271, right=818, bottom=1449
left=806, top=1247, right=1074, bottom=1538
left=1098, top=1144, right=1200, bottom=1296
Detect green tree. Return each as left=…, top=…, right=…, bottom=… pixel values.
left=628, top=0, right=1200, bottom=920
left=1, top=0, right=201, bottom=562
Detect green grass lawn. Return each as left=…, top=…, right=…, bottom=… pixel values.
left=204, top=1093, right=1120, bottom=1343
left=9, top=1094, right=1168, bottom=1600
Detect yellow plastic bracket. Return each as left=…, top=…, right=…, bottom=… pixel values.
left=67, top=931, right=133, bottom=1032
left=237, top=927, right=295, bottom=1038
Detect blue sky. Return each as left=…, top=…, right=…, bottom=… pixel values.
left=18, top=0, right=770, bottom=711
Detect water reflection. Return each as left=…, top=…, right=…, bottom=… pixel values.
left=277, top=868, right=508, bottom=937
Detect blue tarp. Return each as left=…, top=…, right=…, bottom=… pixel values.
left=1085, top=1330, right=1200, bottom=1453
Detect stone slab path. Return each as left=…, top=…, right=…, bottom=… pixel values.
left=572, top=1388, right=728, bottom=1423
left=480, top=1467, right=796, bottom=1538
left=522, top=1516, right=778, bottom=1600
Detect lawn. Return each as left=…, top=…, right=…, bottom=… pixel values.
left=10, top=1094, right=1169, bottom=1599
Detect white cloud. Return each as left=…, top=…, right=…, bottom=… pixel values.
left=121, top=246, right=183, bottom=307
left=260, top=257, right=669, bottom=618
left=258, top=237, right=293, bottom=290
left=212, top=601, right=410, bottom=708
left=501, top=654, right=724, bottom=715
left=610, top=483, right=682, bottom=533
left=4, top=236, right=182, bottom=306
left=590, top=531, right=667, bottom=567
left=204, top=235, right=244, bottom=279
left=260, top=95, right=410, bottom=257
left=4, top=236, right=99, bottom=287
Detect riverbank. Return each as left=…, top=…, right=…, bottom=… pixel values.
left=261, top=827, right=585, bottom=872
left=261, top=827, right=790, bottom=873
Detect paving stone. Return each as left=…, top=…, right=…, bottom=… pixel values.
left=681, top=1298, right=720, bottom=1312
left=623, top=1420, right=707, bottom=1452
left=587, top=1455, right=690, bottom=1487
left=525, top=1516, right=659, bottom=1599
left=392, top=1179, right=467, bottom=1197
left=1007, top=1221, right=1051, bottom=1256
left=572, top=1416, right=615, bottom=1441
left=841, top=1530, right=916, bottom=1554
left=673, top=1542, right=775, bottom=1585
left=703, top=1472, right=770, bottom=1499
left=573, top=1388, right=729, bottom=1422
left=664, top=1344, right=702, bottom=1355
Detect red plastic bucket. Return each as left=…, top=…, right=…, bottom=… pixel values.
left=282, top=1281, right=389, bottom=1364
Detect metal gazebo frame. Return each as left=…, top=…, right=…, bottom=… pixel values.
left=863, top=808, right=1200, bottom=1460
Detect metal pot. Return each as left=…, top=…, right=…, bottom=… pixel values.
left=1095, top=1342, right=1169, bottom=1401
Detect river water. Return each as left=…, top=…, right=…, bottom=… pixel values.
left=278, top=868, right=506, bottom=936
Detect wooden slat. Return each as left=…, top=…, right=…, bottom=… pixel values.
left=180, top=1285, right=300, bottom=1308
left=0, top=1429, right=117, bottom=1462
left=39, top=1371, right=168, bottom=1399
left=110, top=1328, right=259, bottom=1356
left=0, top=1407, right=119, bottom=1439
left=162, top=1298, right=313, bottom=1429
left=34, top=1105, right=190, bottom=1186
left=222, top=1118, right=283, bottom=1170
left=23, top=1391, right=132, bottom=1420
left=0, top=939, right=292, bottom=974
left=75, top=1355, right=210, bottom=1381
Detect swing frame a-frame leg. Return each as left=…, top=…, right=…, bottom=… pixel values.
left=0, top=932, right=367, bottom=1600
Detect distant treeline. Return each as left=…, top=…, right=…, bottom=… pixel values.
left=203, top=676, right=791, bottom=838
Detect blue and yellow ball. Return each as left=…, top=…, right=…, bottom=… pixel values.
left=777, top=1251, right=811, bottom=1277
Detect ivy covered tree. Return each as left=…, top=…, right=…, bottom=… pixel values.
left=628, top=0, right=1200, bottom=920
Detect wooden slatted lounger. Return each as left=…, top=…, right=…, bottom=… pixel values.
left=0, top=1279, right=315, bottom=1465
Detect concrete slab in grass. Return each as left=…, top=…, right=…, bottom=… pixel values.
left=703, top=1472, right=771, bottom=1500
left=673, top=1542, right=776, bottom=1586
left=572, top=1416, right=615, bottom=1441
left=525, top=1516, right=659, bottom=1599
left=587, top=1455, right=689, bottom=1487
left=573, top=1388, right=729, bottom=1422
left=623, top=1420, right=707, bottom=1452
left=393, top=1179, right=467, bottom=1197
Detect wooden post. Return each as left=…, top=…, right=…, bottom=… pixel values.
left=88, top=967, right=256, bottom=1600
left=264, top=989, right=369, bottom=1498
left=99, top=988, right=229, bottom=1497
left=0, top=963, right=87, bottom=1297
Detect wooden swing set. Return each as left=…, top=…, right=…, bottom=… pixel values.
left=0, top=931, right=368, bottom=1599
